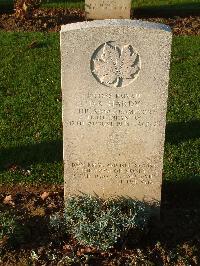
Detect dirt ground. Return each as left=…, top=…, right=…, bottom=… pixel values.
left=1, top=183, right=200, bottom=265
left=0, top=8, right=199, bottom=35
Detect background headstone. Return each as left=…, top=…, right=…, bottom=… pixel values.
left=85, top=0, right=132, bottom=20
left=61, top=20, right=172, bottom=209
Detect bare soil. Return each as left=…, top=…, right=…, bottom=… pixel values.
left=1, top=183, right=200, bottom=265
left=0, top=8, right=199, bottom=35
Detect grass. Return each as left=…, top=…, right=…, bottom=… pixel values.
left=132, top=0, right=200, bottom=17
left=0, top=33, right=199, bottom=187
left=0, top=32, right=62, bottom=184
left=165, top=36, right=200, bottom=183
left=132, top=0, right=200, bottom=8
left=41, top=0, right=200, bottom=11
left=42, top=0, right=84, bottom=8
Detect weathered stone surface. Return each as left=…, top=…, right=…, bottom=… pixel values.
left=61, top=20, right=172, bottom=207
left=85, top=0, right=131, bottom=20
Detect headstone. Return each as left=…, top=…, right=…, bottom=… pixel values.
left=61, top=20, right=172, bottom=211
left=85, top=0, right=132, bottom=20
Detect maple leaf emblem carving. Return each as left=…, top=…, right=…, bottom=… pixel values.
left=91, top=42, right=140, bottom=88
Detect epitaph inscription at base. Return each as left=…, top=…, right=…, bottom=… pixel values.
left=61, top=20, right=172, bottom=208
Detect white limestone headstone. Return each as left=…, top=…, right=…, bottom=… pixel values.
left=85, top=0, right=132, bottom=20
left=61, top=20, right=172, bottom=211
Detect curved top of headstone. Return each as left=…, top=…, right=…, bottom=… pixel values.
left=61, top=19, right=171, bottom=33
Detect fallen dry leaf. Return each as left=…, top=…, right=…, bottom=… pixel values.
left=47, top=203, right=56, bottom=209
left=27, top=40, right=38, bottom=49
left=40, top=191, right=50, bottom=200
left=30, top=207, right=45, bottom=217
left=3, top=195, right=15, bottom=206
left=77, top=247, right=95, bottom=256
left=63, top=244, right=72, bottom=252
left=8, top=164, right=19, bottom=172
left=0, top=236, right=9, bottom=248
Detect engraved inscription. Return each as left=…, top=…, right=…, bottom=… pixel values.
left=65, top=92, right=161, bottom=128
left=86, top=1, right=129, bottom=11
left=91, top=42, right=141, bottom=88
left=70, top=161, right=158, bottom=185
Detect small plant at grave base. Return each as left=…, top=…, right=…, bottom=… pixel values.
left=0, top=211, right=30, bottom=249
left=0, top=211, right=18, bottom=247
left=62, top=195, right=151, bottom=251
left=49, top=212, right=67, bottom=239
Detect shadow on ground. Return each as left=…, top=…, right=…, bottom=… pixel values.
left=1, top=120, right=199, bottom=171
left=124, top=177, right=200, bottom=252
left=0, top=3, right=13, bottom=14
left=133, top=2, right=200, bottom=18
left=165, top=119, right=200, bottom=144
left=0, top=140, right=62, bottom=171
